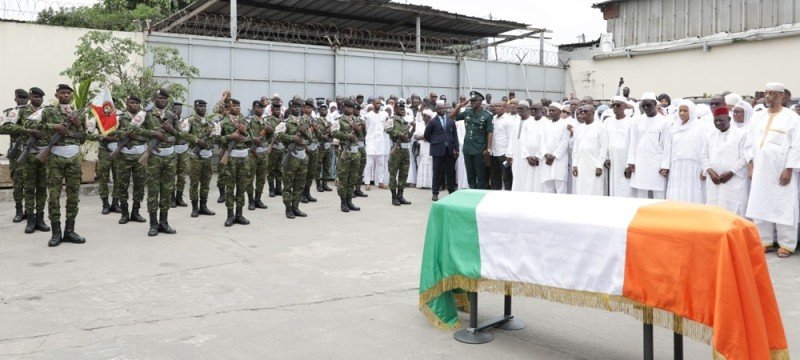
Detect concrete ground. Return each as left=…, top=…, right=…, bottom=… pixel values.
left=0, top=184, right=798, bottom=359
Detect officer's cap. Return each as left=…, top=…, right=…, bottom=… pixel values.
left=319, top=103, right=328, bottom=109
left=156, top=88, right=170, bottom=98
left=172, top=101, right=183, bottom=107
left=229, top=98, right=241, bottom=105
left=56, top=84, right=74, bottom=93
left=29, top=87, right=44, bottom=96
left=469, top=91, right=484, bottom=101
left=128, top=95, right=142, bottom=103
left=14, top=89, right=29, bottom=99
left=252, top=100, right=263, bottom=108
left=396, top=99, right=406, bottom=108
left=194, top=99, right=207, bottom=106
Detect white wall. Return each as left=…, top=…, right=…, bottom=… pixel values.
left=564, top=35, right=800, bottom=100
left=0, top=22, right=142, bottom=154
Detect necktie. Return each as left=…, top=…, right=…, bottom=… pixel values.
left=440, top=116, right=445, bottom=129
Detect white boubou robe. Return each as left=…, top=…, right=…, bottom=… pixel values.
left=702, top=125, right=750, bottom=215
left=627, top=114, right=672, bottom=192
left=665, top=118, right=708, bottom=204
left=519, top=117, right=546, bottom=192
left=572, top=120, right=608, bottom=195
left=605, top=114, right=634, bottom=197
left=507, top=115, right=527, bottom=191
left=539, top=118, right=571, bottom=188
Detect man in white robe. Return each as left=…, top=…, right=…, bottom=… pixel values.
left=506, top=101, right=530, bottom=191
left=606, top=96, right=634, bottom=197
left=540, top=103, right=570, bottom=194
left=572, top=105, right=608, bottom=196
left=627, top=92, right=671, bottom=199
left=363, top=98, right=389, bottom=190
left=746, top=82, right=800, bottom=258
left=519, top=102, right=546, bottom=192
left=702, top=109, right=750, bottom=216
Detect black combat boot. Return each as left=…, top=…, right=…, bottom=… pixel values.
left=130, top=202, right=146, bottom=223
left=148, top=212, right=158, bottom=236
left=191, top=200, right=199, bottom=218
left=48, top=221, right=62, bottom=247
left=199, top=198, right=216, bottom=216
left=340, top=196, right=350, bottom=213
left=354, top=187, right=368, bottom=198
left=285, top=204, right=295, bottom=219
left=347, top=196, right=361, bottom=211
left=63, top=219, right=86, bottom=244
left=268, top=179, right=276, bottom=198
left=110, top=197, right=122, bottom=213
left=170, top=191, right=177, bottom=208
left=316, top=180, right=324, bottom=192
left=254, top=193, right=268, bottom=209
left=175, top=191, right=187, bottom=207
left=292, top=203, right=307, bottom=217
left=398, top=189, right=411, bottom=205
left=300, top=191, right=309, bottom=204
left=322, top=180, right=333, bottom=192
left=235, top=206, right=250, bottom=225
left=248, top=193, right=256, bottom=210
left=275, top=180, right=283, bottom=196
left=158, top=211, right=176, bottom=234
left=118, top=202, right=130, bottom=224
left=305, top=186, right=317, bottom=202
left=34, top=212, right=50, bottom=232
left=217, top=186, right=226, bottom=203
left=13, top=202, right=25, bottom=223
left=390, top=189, right=400, bottom=206
left=224, top=208, right=235, bottom=227
left=24, top=212, right=35, bottom=234
left=101, top=197, right=111, bottom=215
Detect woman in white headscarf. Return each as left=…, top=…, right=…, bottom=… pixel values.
left=731, top=101, right=753, bottom=130
left=415, top=110, right=434, bottom=188
left=666, top=99, right=707, bottom=203
left=326, top=102, right=339, bottom=123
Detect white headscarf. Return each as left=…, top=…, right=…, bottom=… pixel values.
left=695, top=103, right=711, bottom=119
left=733, top=101, right=753, bottom=128
left=674, top=99, right=697, bottom=130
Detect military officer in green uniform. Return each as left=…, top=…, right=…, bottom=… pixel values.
left=3, top=89, right=30, bottom=223
left=452, top=91, right=493, bottom=189
left=130, top=88, right=180, bottom=237
left=19, top=87, right=50, bottom=234
left=218, top=99, right=253, bottom=226
left=245, top=100, right=270, bottom=211
left=300, top=99, right=319, bottom=204
left=315, top=103, right=334, bottom=192
left=275, top=99, right=309, bottom=219
left=172, top=101, right=189, bottom=208
left=114, top=95, right=147, bottom=224
left=353, top=103, right=368, bottom=198
left=332, top=100, right=362, bottom=213
left=385, top=100, right=415, bottom=206
left=265, top=101, right=285, bottom=198
left=184, top=99, right=217, bottom=218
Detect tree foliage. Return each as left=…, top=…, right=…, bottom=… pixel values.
left=61, top=30, right=199, bottom=107
left=36, top=0, right=192, bottom=31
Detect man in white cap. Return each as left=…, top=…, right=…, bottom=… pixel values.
left=606, top=95, right=635, bottom=197
left=747, top=82, right=800, bottom=258
left=363, top=97, right=389, bottom=190
left=506, top=101, right=529, bottom=191
left=572, top=104, right=608, bottom=195
left=626, top=92, right=671, bottom=199
left=517, top=101, right=546, bottom=192
left=539, top=102, right=571, bottom=193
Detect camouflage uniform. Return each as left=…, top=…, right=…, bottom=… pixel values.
left=315, top=116, right=334, bottom=192
left=385, top=114, right=414, bottom=205
left=219, top=113, right=252, bottom=226
left=353, top=115, right=368, bottom=197
left=18, top=104, right=50, bottom=233
left=332, top=113, right=362, bottom=212
left=245, top=114, right=269, bottom=210
left=173, top=117, right=191, bottom=207
left=184, top=113, right=217, bottom=216
left=301, top=114, right=319, bottom=203
left=2, top=106, right=28, bottom=222
left=114, top=111, right=147, bottom=223
left=264, top=114, right=285, bottom=197
left=276, top=114, right=309, bottom=218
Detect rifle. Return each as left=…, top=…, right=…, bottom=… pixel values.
left=219, top=120, right=248, bottom=166
left=7, top=140, right=23, bottom=162
left=281, top=120, right=312, bottom=167
left=138, top=138, right=161, bottom=166
left=36, top=106, right=90, bottom=163
left=15, top=137, right=36, bottom=163
left=109, top=133, right=131, bottom=160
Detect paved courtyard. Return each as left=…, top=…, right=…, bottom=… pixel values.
left=1, top=186, right=798, bottom=359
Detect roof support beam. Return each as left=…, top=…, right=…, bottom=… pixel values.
left=158, top=0, right=220, bottom=33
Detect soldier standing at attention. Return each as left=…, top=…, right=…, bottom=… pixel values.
left=92, top=88, right=122, bottom=216
left=114, top=96, right=147, bottom=225
left=353, top=103, right=368, bottom=198
left=265, top=101, right=285, bottom=198
left=315, top=103, right=334, bottom=192
left=19, top=87, right=51, bottom=234
left=275, top=99, right=309, bottom=219
left=452, top=91, right=494, bottom=189
left=213, top=92, right=231, bottom=203
left=34, top=84, right=86, bottom=247
left=3, top=89, right=30, bottom=223
left=300, top=99, right=319, bottom=204
left=172, top=101, right=189, bottom=208
left=246, top=100, right=270, bottom=211
left=332, top=100, right=362, bottom=213
left=219, top=99, right=252, bottom=227
left=184, top=99, right=217, bottom=218
left=131, top=89, right=180, bottom=237
left=385, top=100, right=415, bottom=206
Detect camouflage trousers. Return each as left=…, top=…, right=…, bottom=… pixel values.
left=336, top=150, right=361, bottom=197
left=388, top=148, right=410, bottom=191
left=10, top=156, right=25, bottom=204
left=24, top=155, right=48, bottom=213
left=189, top=155, right=213, bottom=201
left=115, top=153, right=146, bottom=203
left=282, top=154, right=308, bottom=206
left=175, top=150, right=189, bottom=192
left=225, top=156, right=250, bottom=209
left=146, top=153, right=176, bottom=213
left=97, top=147, right=117, bottom=198
left=356, top=147, right=366, bottom=188
left=304, top=144, right=319, bottom=188
left=267, top=147, right=285, bottom=184
left=318, top=143, right=332, bottom=182
left=247, top=151, right=268, bottom=197
left=216, top=147, right=227, bottom=189
left=47, top=154, right=81, bottom=222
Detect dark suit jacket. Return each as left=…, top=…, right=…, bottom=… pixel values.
left=424, top=115, right=459, bottom=157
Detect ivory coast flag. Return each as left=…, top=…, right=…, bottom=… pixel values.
left=419, top=190, right=789, bottom=360
left=90, top=87, right=118, bottom=135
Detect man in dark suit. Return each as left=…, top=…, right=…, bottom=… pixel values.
left=424, top=100, right=459, bottom=201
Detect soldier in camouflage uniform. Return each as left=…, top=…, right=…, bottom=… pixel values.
left=332, top=100, right=362, bottom=213
left=2, top=89, right=30, bottom=223
left=245, top=100, right=270, bottom=211
left=129, top=89, right=180, bottom=237
left=385, top=100, right=415, bottom=206
left=275, top=99, right=310, bottom=219
left=218, top=99, right=252, bottom=226
left=353, top=104, right=368, bottom=198
left=184, top=99, right=217, bottom=218
left=265, top=102, right=285, bottom=198
left=172, top=101, right=189, bottom=208
left=114, top=95, right=148, bottom=225
left=19, top=87, right=50, bottom=233
left=94, top=90, right=122, bottom=216
left=300, top=99, right=318, bottom=204
left=213, top=95, right=231, bottom=203
left=315, top=103, right=334, bottom=192
left=33, top=84, right=87, bottom=247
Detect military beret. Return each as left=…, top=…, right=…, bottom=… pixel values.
left=56, top=84, right=74, bottom=93
left=252, top=100, right=263, bottom=108
left=156, top=88, right=170, bottom=98
left=290, top=99, right=303, bottom=107
left=271, top=100, right=281, bottom=107
left=356, top=94, right=364, bottom=99
left=128, top=95, right=142, bottom=103
left=304, top=99, right=315, bottom=108
left=229, top=98, right=241, bottom=105
left=343, top=100, right=356, bottom=108
left=469, top=91, right=484, bottom=101
left=29, top=87, right=44, bottom=96
left=15, top=89, right=29, bottom=98
left=194, top=99, right=207, bottom=106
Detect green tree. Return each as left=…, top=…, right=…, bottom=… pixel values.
left=61, top=30, right=199, bottom=107
left=36, top=0, right=191, bottom=31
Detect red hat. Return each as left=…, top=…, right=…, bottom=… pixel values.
left=713, top=107, right=729, bottom=117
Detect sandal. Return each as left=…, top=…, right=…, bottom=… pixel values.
left=764, top=246, right=776, bottom=253
left=777, top=248, right=792, bottom=258
left=364, top=185, right=371, bottom=191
